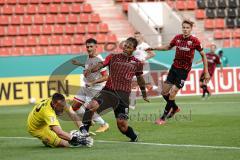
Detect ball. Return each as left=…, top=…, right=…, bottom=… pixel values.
left=29, top=97, right=36, bottom=104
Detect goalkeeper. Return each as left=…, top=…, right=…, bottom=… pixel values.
left=27, top=93, right=92, bottom=147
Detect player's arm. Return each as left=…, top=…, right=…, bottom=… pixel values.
left=195, top=59, right=203, bottom=65
left=199, top=50, right=210, bottom=83
left=145, top=50, right=156, bottom=60
left=136, top=75, right=149, bottom=102
left=51, top=125, right=72, bottom=141
left=86, top=70, right=108, bottom=87
left=146, top=44, right=172, bottom=51
left=72, top=59, right=85, bottom=68
left=65, top=105, right=82, bottom=128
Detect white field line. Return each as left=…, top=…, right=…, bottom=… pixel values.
left=0, top=136, right=240, bottom=150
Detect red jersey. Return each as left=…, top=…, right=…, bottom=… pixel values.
left=102, top=53, right=143, bottom=93
left=170, top=34, right=203, bottom=71
left=206, top=52, right=221, bottom=76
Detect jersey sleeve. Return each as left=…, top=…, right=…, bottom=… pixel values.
left=42, top=108, right=60, bottom=126
left=97, top=55, right=107, bottom=72
left=195, top=38, right=203, bottom=52
left=135, top=62, right=144, bottom=77
left=102, top=54, right=113, bottom=67
left=169, top=36, right=177, bottom=48
left=215, top=55, right=221, bottom=65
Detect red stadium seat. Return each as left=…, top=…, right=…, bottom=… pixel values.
left=213, top=29, right=224, bottom=39
left=59, top=46, right=70, bottom=54
left=38, top=4, right=48, bottom=14
left=42, top=0, right=51, bottom=4
left=30, top=25, right=41, bottom=35
left=186, top=0, right=196, bottom=10
left=0, top=26, right=5, bottom=36
left=26, top=5, right=37, bottom=14
left=18, top=25, right=29, bottom=35
left=63, top=0, right=75, bottom=3
left=73, top=35, right=84, bottom=44
left=47, top=46, right=59, bottom=55
left=122, top=2, right=128, bottom=12
left=68, top=14, right=78, bottom=24
left=204, top=19, right=214, bottom=29
left=53, top=0, right=62, bottom=3
left=195, top=9, right=205, bottom=19
left=7, top=26, right=17, bottom=36
left=39, top=35, right=49, bottom=46
left=56, top=14, right=67, bottom=24
left=35, top=46, right=46, bottom=55
left=2, top=37, right=13, bottom=47
left=45, top=15, right=56, bottom=24
left=224, top=29, right=232, bottom=39
left=75, top=24, right=86, bottom=34
left=82, top=3, right=92, bottom=13
left=62, top=35, right=72, bottom=45
left=0, top=16, right=10, bottom=25
left=15, top=5, right=25, bottom=15
left=96, top=44, right=104, bottom=53
left=0, top=0, right=4, bottom=5
left=87, top=24, right=98, bottom=33
left=26, top=36, right=37, bottom=46
left=10, top=15, right=21, bottom=25
left=53, top=25, right=64, bottom=34
left=22, top=47, right=34, bottom=56
left=48, top=4, right=59, bottom=14
left=65, top=25, right=75, bottom=34
left=71, top=45, right=81, bottom=54
left=233, top=39, right=240, bottom=47
left=42, top=25, right=52, bottom=35
left=50, top=35, right=61, bottom=45
left=232, top=29, right=240, bottom=38
left=99, top=23, right=109, bottom=33
left=15, top=36, right=26, bottom=46
left=29, top=0, right=39, bottom=4
left=90, top=14, right=101, bottom=23
left=79, top=14, right=89, bottom=23
left=2, top=5, right=13, bottom=15
left=175, top=0, right=186, bottom=10
left=22, top=15, right=33, bottom=25
left=0, top=47, right=10, bottom=56
left=34, top=15, right=44, bottom=24
left=96, top=34, right=106, bottom=44
left=7, top=0, right=17, bottom=5
left=75, top=0, right=85, bottom=3
left=215, top=19, right=225, bottom=29
left=107, top=34, right=117, bottom=43
left=71, top=4, right=82, bottom=13
left=60, top=4, right=70, bottom=14
left=11, top=47, right=22, bottom=56
left=19, top=0, right=28, bottom=4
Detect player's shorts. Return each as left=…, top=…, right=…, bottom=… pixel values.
left=74, top=86, right=102, bottom=104
left=166, top=66, right=189, bottom=89
left=28, top=126, right=61, bottom=147
left=199, top=72, right=213, bottom=82
left=93, top=88, right=130, bottom=119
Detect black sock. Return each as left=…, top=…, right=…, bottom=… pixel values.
left=202, top=85, right=208, bottom=97
left=121, top=126, right=137, bottom=141
left=167, top=100, right=178, bottom=118
left=163, top=94, right=170, bottom=102
left=82, top=109, right=93, bottom=132
left=160, top=102, right=172, bottom=120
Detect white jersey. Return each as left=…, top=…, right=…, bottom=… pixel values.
left=84, top=55, right=106, bottom=90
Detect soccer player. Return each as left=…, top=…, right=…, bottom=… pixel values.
left=27, top=93, right=92, bottom=147
left=79, top=37, right=149, bottom=142
left=218, top=50, right=229, bottom=67
left=196, top=44, right=223, bottom=99
left=71, top=38, right=109, bottom=133
left=129, top=32, right=156, bottom=109
left=147, top=19, right=210, bottom=125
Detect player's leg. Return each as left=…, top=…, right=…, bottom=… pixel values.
left=199, top=73, right=207, bottom=98
left=72, top=87, right=87, bottom=118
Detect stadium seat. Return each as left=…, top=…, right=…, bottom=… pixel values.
left=7, top=26, right=17, bottom=36
left=207, top=0, right=216, bottom=9
left=228, top=0, right=237, bottom=8
left=53, top=0, right=62, bottom=3
left=56, top=14, right=67, bottom=24
left=63, top=0, right=75, bottom=3
left=29, top=0, right=39, bottom=4
left=0, top=26, right=5, bottom=36
left=42, top=0, right=51, bottom=4
left=236, top=18, right=240, bottom=28
left=73, top=35, right=84, bottom=44
left=2, top=37, right=13, bottom=47
left=35, top=46, right=46, bottom=55
left=39, top=35, right=49, bottom=46
left=30, top=25, right=41, bottom=35
left=75, top=0, right=85, bottom=3
left=217, top=0, right=226, bottom=8
left=34, top=15, right=44, bottom=24
left=68, top=14, right=78, bottom=24
left=82, top=3, right=92, bottom=13
left=22, top=15, right=33, bottom=25
left=50, top=35, right=61, bottom=45
left=186, top=0, right=196, bottom=10
left=87, top=24, right=98, bottom=33
left=71, top=4, right=82, bottom=13
left=90, top=14, right=101, bottom=23
left=48, top=4, right=59, bottom=14
left=197, top=0, right=206, bottom=9
left=15, top=5, right=25, bottom=15
left=226, top=18, right=235, bottom=28
left=19, top=0, right=28, bottom=4
left=38, top=4, right=48, bottom=14
left=60, top=4, right=70, bottom=14
left=42, top=25, right=53, bottom=35
left=65, top=25, right=75, bottom=34
left=71, top=45, right=81, bottom=54
left=7, top=0, right=17, bottom=5
left=215, top=19, right=225, bottom=29
left=0, top=16, right=10, bottom=25
left=99, top=23, right=109, bottom=33
left=175, top=0, right=186, bottom=10
left=96, top=34, right=106, bottom=44
left=237, top=9, right=240, bottom=17
left=11, top=47, right=22, bottom=56
left=10, top=15, right=21, bottom=25
left=233, top=39, right=240, bottom=47
left=216, top=9, right=225, bottom=18
left=15, top=36, right=26, bottom=46
left=62, top=35, right=72, bottom=45
left=79, top=14, right=89, bottom=23
left=122, top=2, right=128, bottom=12
left=96, top=44, right=104, bottom=53
left=107, top=34, right=117, bottom=43
left=232, top=29, right=240, bottom=38
left=26, top=36, right=37, bottom=46
left=59, top=46, right=70, bottom=54
left=206, top=9, right=215, bottom=18
left=2, top=5, right=13, bottom=15
left=22, top=47, right=34, bottom=55
left=0, top=47, right=10, bottom=56
left=47, top=46, right=59, bottom=55
left=75, top=24, right=86, bottom=34
left=26, top=5, right=37, bottom=14
left=224, top=29, right=232, bottom=38
left=227, top=8, right=236, bottom=18
left=53, top=25, right=64, bottom=34
left=18, top=25, right=29, bottom=35
left=204, top=19, right=214, bottom=29
left=213, top=29, right=224, bottom=39
left=46, top=15, right=56, bottom=24
left=195, top=9, right=205, bottom=19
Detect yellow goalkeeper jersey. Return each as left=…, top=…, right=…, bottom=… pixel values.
left=27, top=98, right=60, bottom=131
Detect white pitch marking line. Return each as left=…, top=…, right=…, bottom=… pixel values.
left=0, top=137, right=240, bottom=150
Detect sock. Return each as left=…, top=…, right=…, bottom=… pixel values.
left=162, top=94, right=170, bottom=102
left=167, top=100, right=178, bottom=118
left=202, top=85, right=208, bottom=97
left=120, top=126, right=137, bottom=141
left=160, top=102, right=172, bottom=120
left=93, top=113, right=105, bottom=125
left=82, top=108, right=94, bottom=132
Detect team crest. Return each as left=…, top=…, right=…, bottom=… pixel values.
left=187, top=41, right=192, bottom=46
left=177, top=40, right=180, bottom=43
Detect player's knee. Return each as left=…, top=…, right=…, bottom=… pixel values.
left=85, top=100, right=99, bottom=112
left=72, top=100, right=83, bottom=111
left=169, top=87, right=178, bottom=99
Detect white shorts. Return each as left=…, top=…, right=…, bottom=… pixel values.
left=74, top=86, right=102, bottom=104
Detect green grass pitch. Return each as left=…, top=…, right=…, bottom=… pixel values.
left=0, top=94, right=240, bottom=160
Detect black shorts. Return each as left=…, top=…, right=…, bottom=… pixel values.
left=93, top=88, right=130, bottom=119
left=166, top=66, right=189, bottom=89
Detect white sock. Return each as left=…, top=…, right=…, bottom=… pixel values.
left=93, top=113, right=105, bottom=125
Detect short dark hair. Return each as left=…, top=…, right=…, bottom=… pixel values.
left=125, top=37, right=138, bottom=48
left=182, top=19, right=194, bottom=28
left=52, top=93, right=65, bottom=102
left=85, top=38, right=97, bottom=44
left=218, top=50, right=223, bottom=54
